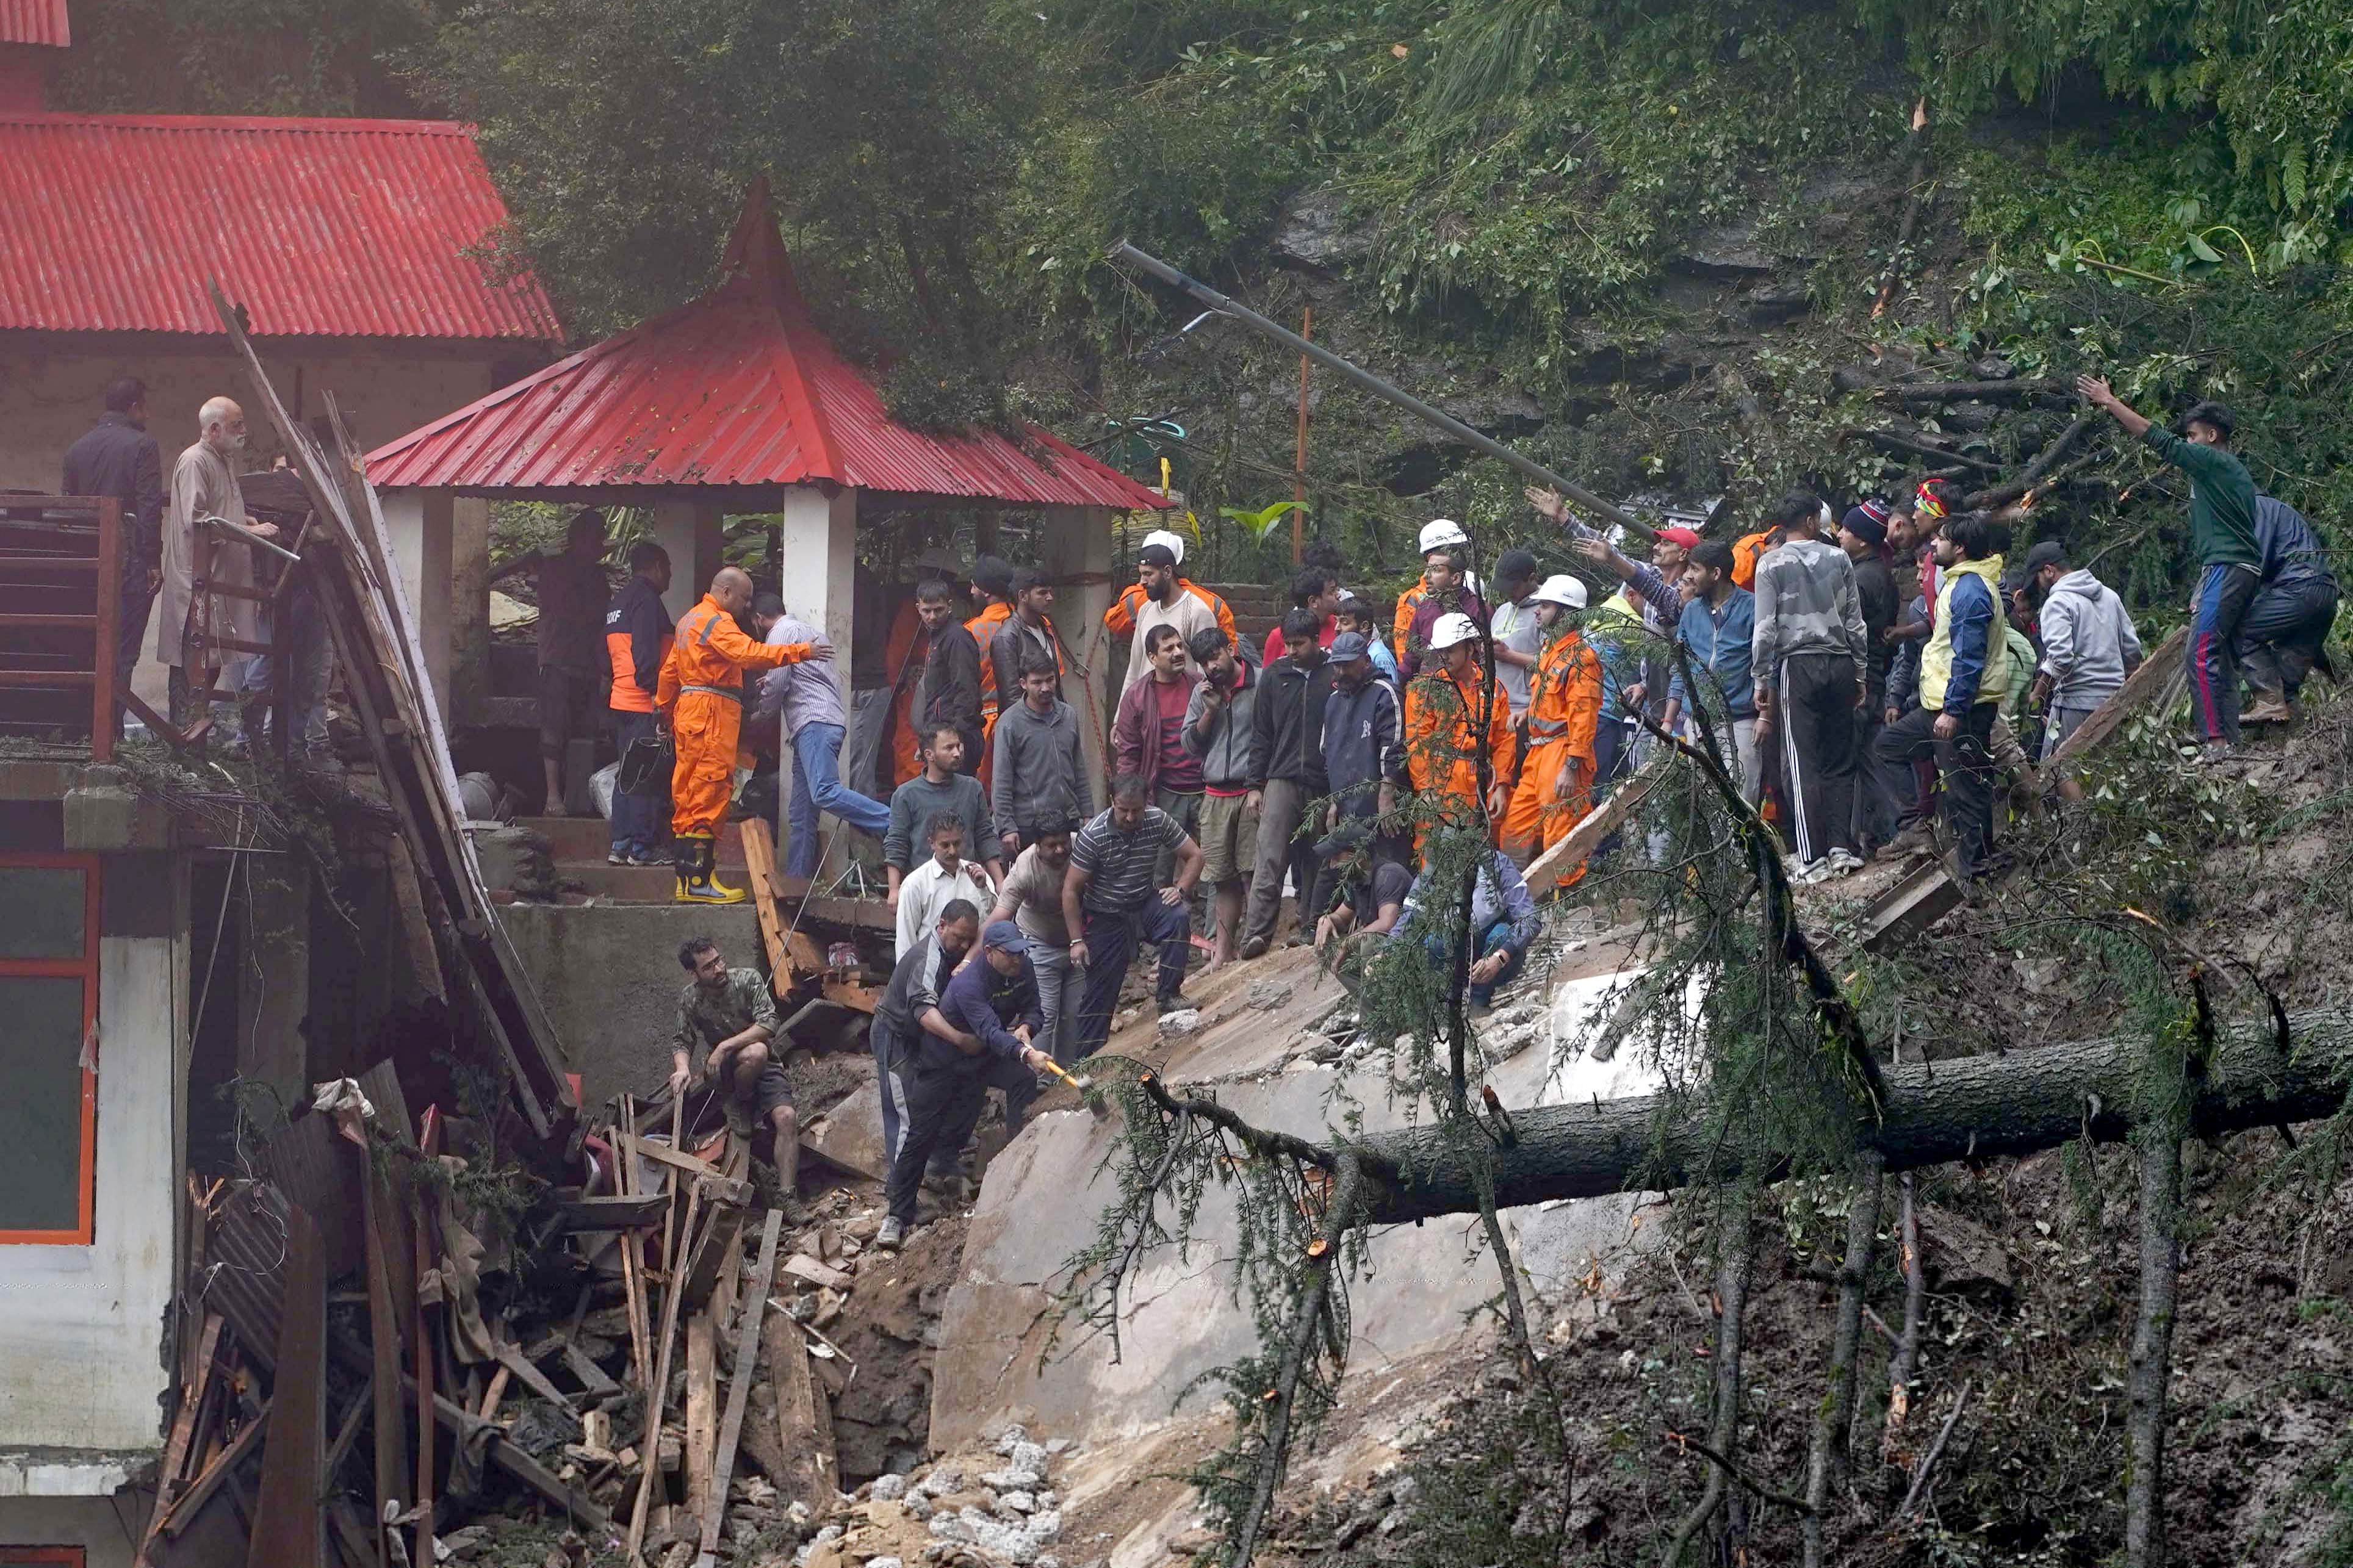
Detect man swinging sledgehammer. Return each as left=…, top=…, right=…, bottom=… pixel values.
left=657, top=567, right=827, bottom=903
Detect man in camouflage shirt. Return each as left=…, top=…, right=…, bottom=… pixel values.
left=672, top=936, right=802, bottom=1215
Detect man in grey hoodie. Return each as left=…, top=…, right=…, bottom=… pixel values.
left=2025, top=541, right=2142, bottom=757
left=1749, top=491, right=1868, bottom=880
left=990, top=653, right=1094, bottom=858
left=1184, top=625, right=1262, bottom=968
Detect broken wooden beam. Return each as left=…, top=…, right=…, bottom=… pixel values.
left=546, top=1192, right=672, bottom=1231
left=2036, top=626, right=2189, bottom=783
left=1524, top=753, right=1666, bottom=891
left=697, top=1210, right=786, bottom=1568
left=1858, top=857, right=1967, bottom=954
left=248, top=1203, right=326, bottom=1568
left=759, top=1312, right=838, bottom=1514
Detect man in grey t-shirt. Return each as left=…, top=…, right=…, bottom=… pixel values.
left=986, top=822, right=1084, bottom=1062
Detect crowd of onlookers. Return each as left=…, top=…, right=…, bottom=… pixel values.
left=68, top=374, right=2334, bottom=1241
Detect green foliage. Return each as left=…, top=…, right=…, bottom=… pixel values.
left=55, top=0, right=438, bottom=116
left=1857, top=0, right=2353, bottom=227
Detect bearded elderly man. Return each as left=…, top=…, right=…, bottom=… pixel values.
left=157, top=396, right=281, bottom=739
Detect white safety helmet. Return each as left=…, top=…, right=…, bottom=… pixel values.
left=1418, top=519, right=1469, bottom=554
left=1427, top=611, right=1482, bottom=652
left=1529, top=574, right=1587, bottom=610
left=1142, top=528, right=1187, bottom=566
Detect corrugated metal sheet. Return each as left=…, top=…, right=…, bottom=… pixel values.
left=367, top=198, right=1169, bottom=509
left=0, top=1, right=68, bottom=46
left=0, top=112, right=559, bottom=340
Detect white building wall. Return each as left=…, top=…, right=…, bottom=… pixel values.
left=0, top=927, right=183, bottom=1457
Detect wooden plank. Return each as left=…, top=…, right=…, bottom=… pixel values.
left=627, top=1181, right=705, bottom=1559
left=356, top=1153, right=411, bottom=1539
left=2037, top=626, right=2189, bottom=780
left=616, top=1102, right=653, bottom=1391
left=696, top=1209, right=785, bottom=1568
left=494, top=1340, right=579, bottom=1415
left=248, top=1202, right=326, bottom=1568
left=156, top=1401, right=270, bottom=1540
left=549, top=1192, right=672, bottom=1231
left=820, top=977, right=878, bottom=1015
left=412, top=1109, right=442, bottom=1568
left=321, top=1373, right=372, bottom=1492
left=1524, top=752, right=1667, bottom=890
left=684, top=1312, right=717, bottom=1521
left=682, top=1204, right=745, bottom=1309
left=1859, top=858, right=1967, bottom=954
left=475, top=1365, right=511, bottom=1422
left=738, top=820, right=807, bottom=993
left=759, top=1313, right=838, bottom=1514
left=136, top=1313, right=225, bottom=1566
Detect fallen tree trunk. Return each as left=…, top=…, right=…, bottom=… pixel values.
left=1349, top=1009, right=2342, bottom=1224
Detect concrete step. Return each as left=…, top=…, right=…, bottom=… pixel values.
left=521, top=815, right=748, bottom=866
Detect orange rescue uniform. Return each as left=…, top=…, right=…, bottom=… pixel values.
left=657, top=595, right=805, bottom=841
left=1391, top=583, right=1426, bottom=663
left=883, top=600, right=928, bottom=787
left=1403, top=667, right=1516, bottom=843
left=1501, top=628, right=1603, bottom=875
left=968, top=599, right=1014, bottom=792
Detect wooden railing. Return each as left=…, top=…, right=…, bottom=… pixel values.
left=0, top=493, right=121, bottom=761
left=0, top=492, right=301, bottom=757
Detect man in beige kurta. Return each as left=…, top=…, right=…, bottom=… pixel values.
left=157, top=397, right=277, bottom=730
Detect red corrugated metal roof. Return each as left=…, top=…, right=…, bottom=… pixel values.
left=0, top=112, right=560, bottom=340
left=367, top=183, right=1169, bottom=509
left=0, top=1, right=68, bottom=47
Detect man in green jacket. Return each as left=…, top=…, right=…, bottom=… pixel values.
left=2076, top=376, right=2263, bottom=758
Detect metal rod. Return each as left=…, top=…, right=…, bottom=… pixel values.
left=1293, top=307, right=1311, bottom=570
left=1108, top=241, right=1655, bottom=541
left=199, top=513, right=303, bottom=564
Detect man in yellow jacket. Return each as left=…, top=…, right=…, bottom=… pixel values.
left=658, top=567, right=824, bottom=904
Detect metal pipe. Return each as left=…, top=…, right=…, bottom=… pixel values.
left=1108, top=240, right=1654, bottom=541
left=200, top=513, right=303, bottom=564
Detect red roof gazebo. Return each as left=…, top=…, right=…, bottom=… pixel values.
left=366, top=181, right=1164, bottom=865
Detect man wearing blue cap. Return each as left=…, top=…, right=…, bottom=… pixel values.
left=877, top=919, right=1051, bottom=1249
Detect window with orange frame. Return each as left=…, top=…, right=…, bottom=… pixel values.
left=0, top=852, right=100, bottom=1245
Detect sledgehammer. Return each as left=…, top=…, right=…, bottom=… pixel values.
left=1038, top=1055, right=1111, bottom=1119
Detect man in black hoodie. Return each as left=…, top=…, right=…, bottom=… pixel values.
left=62, top=377, right=165, bottom=736
left=1244, top=609, right=1339, bottom=955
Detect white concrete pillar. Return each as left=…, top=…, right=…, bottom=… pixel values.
left=648, top=499, right=727, bottom=620
left=776, top=483, right=859, bottom=879
left=381, top=488, right=454, bottom=723
left=1040, top=505, right=1114, bottom=811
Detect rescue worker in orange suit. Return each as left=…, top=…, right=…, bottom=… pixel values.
left=604, top=540, right=674, bottom=866
left=657, top=567, right=824, bottom=904
left=1393, top=518, right=1468, bottom=663
left=1403, top=611, right=1515, bottom=847
left=882, top=595, right=928, bottom=789
left=1500, top=575, right=1603, bottom=881
left=965, top=553, right=1015, bottom=747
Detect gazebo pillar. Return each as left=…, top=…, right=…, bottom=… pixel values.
left=379, top=487, right=455, bottom=722
left=1040, top=504, right=1114, bottom=808
left=776, top=483, right=859, bottom=879
left=647, top=500, right=727, bottom=619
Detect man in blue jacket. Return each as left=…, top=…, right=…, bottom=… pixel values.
left=2239, top=495, right=2338, bottom=722
left=876, top=919, right=1050, bottom=1250
left=1660, top=541, right=1760, bottom=799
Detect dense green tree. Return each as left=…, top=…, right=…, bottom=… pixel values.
left=53, top=0, right=436, bottom=116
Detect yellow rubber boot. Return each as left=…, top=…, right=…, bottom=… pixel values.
left=675, top=838, right=748, bottom=905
